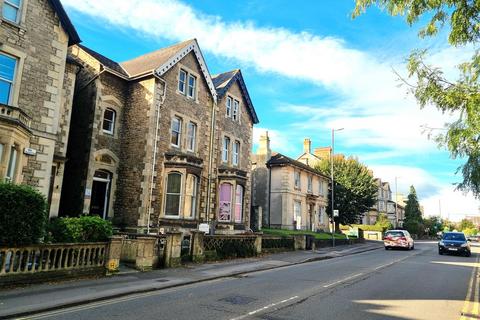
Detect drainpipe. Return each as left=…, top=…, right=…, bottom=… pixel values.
left=206, top=96, right=217, bottom=234
left=268, top=164, right=272, bottom=228
left=146, top=73, right=167, bottom=234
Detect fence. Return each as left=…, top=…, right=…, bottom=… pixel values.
left=116, top=232, right=167, bottom=270
left=261, top=236, right=295, bottom=252
left=203, top=235, right=259, bottom=260
left=0, top=242, right=110, bottom=285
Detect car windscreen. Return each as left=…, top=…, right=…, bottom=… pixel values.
left=443, top=233, right=466, bottom=241
left=385, top=231, right=404, bottom=237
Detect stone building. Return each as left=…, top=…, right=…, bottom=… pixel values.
left=297, top=138, right=331, bottom=168
left=363, top=178, right=396, bottom=226
left=0, top=0, right=80, bottom=217
left=251, top=132, right=330, bottom=231
left=60, top=39, right=258, bottom=234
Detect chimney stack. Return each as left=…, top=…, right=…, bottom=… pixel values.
left=257, top=131, right=271, bottom=159
left=303, top=138, right=311, bottom=154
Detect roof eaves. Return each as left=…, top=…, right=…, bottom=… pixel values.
left=48, top=0, right=81, bottom=46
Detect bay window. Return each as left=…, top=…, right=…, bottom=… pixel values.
left=219, top=183, right=232, bottom=221
left=165, top=172, right=182, bottom=216
left=184, top=174, right=198, bottom=218
left=0, top=53, right=17, bottom=105
left=234, top=185, right=244, bottom=223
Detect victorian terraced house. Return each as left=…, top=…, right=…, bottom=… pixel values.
left=0, top=0, right=80, bottom=217
left=60, top=39, right=259, bottom=234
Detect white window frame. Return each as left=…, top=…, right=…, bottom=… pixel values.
left=102, top=108, right=116, bottom=135
left=222, top=136, right=230, bottom=163
left=226, top=96, right=232, bottom=118
left=307, top=175, right=312, bottom=193
left=164, top=172, right=183, bottom=218
left=184, top=174, right=198, bottom=219
left=294, top=171, right=301, bottom=189
left=178, top=69, right=187, bottom=94
left=171, top=117, right=182, bottom=147
left=232, top=99, right=240, bottom=121
left=3, top=0, right=22, bottom=24
left=232, top=140, right=240, bottom=166
left=187, top=121, right=197, bottom=152
left=187, top=74, right=196, bottom=99
left=0, top=52, right=18, bottom=105
left=6, top=145, right=17, bottom=182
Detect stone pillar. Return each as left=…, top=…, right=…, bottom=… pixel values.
left=164, top=232, right=182, bottom=268
left=191, top=231, right=205, bottom=263
left=106, top=236, right=123, bottom=274
left=254, top=233, right=262, bottom=255
left=293, top=235, right=306, bottom=250
left=135, top=236, right=157, bottom=271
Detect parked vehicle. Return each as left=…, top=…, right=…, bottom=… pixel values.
left=384, top=230, right=414, bottom=250
left=438, top=232, right=471, bottom=257
left=467, top=235, right=480, bottom=242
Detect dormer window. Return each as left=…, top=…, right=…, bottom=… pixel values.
left=178, top=69, right=186, bottom=94
left=187, top=74, right=196, bottom=98
left=226, top=97, right=232, bottom=118
left=232, top=99, right=239, bottom=121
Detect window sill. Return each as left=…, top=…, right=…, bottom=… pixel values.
left=1, top=18, right=26, bottom=32
left=102, top=130, right=114, bottom=136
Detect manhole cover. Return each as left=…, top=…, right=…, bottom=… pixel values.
left=219, top=295, right=257, bottom=305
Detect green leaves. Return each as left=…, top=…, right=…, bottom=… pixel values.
left=315, top=156, right=377, bottom=225
left=354, top=0, right=480, bottom=198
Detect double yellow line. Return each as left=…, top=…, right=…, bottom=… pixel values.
left=460, top=254, right=480, bottom=320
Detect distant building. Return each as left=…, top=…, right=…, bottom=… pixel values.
left=296, top=138, right=331, bottom=168
left=251, top=133, right=330, bottom=231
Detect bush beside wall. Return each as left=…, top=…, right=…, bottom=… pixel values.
left=0, top=183, right=48, bottom=246
left=47, top=216, right=113, bottom=243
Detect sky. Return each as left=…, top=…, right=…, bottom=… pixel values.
left=61, top=0, right=480, bottom=221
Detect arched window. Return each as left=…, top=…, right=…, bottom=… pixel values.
left=219, top=183, right=232, bottom=221
left=184, top=174, right=198, bottom=218
left=102, top=108, right=116, bottom=135
left=165, top=172, right=182, bottom=216
left=235, top=185, right=244, bottom=223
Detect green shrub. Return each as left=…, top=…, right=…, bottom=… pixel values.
left=0, top=182, right=48, bottom=246
left=341, top=224, right=384, bottom=232
left=47, top=215, right=113, bottom=243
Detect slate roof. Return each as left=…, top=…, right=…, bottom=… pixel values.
left=121, top=39, right=195, bottom=78
left=212, top=69, right=259, bottom=124
left=77, top=44, right=129, bottom=78
left=49, top=0, right=80, bottom=46
left=267, top=153, right=330, bottom=179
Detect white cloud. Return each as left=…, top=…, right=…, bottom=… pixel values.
left=62, top=0, right=478, bottom=214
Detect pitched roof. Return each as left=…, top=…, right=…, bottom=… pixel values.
left=48, top=0, right=81, bottom=46
left=212, top=69, right=259, bottom=124
left=267, top=153, right=330, bottom=179
left=120, top=39, right=195, bottom=78
left=77, top=45, right=129, bottom=78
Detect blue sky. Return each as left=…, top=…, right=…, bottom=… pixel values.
left=62, top=0, right=479, bottom=219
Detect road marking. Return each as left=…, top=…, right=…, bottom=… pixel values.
left=228, top=296, right=299, bottom=320
left=322, top=273, right=364, bottom=288
left=460, top=254, right=480, bottom=320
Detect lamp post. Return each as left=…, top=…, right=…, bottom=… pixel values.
left=331, top=128, right=344, bottom=247
left=395, top=176, right=399, bottom=228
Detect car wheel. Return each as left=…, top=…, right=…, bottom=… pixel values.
left=385, top=246, right=389, bottom=250
left=411, top=244, right=414, bottom=250
left=438, top=250, right=443, bottom=255
left=466, top=251, right=471, bottom=257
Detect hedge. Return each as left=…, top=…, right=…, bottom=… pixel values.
left=341, top=224, right=384, bottom=232
left=47, top=216, right=113, bottom=243
left=0, top=182, right=48, bottom=246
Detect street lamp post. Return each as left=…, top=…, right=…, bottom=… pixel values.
left=331, top=128, right=344, bottom=247
left=395, top=176, right=398, bottom=228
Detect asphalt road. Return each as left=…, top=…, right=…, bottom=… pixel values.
left=21, top=242, right=479, bottom=320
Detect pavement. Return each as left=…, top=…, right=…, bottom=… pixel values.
left=0, top=241, right=382, bottom=319
left=5, top=241, right=476, bottom=320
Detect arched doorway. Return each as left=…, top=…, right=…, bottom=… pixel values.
left=90, top=170, right=112, bottom=219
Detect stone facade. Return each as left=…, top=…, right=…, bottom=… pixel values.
left=0, top=0, right=80, bottom=217
left=60, top=40, right=258, bottom=235
left=251, top=132, right=330, bottom=231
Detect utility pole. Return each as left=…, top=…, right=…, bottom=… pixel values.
left=331, top=128, right=344, bottom=247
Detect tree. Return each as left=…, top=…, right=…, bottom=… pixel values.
left=403, top=186, right=424, bottom=235
left=423, top=216, right=444, bottom=237
left=315, top=156, right=377, bottom=229
left=458, top=218, right=475, bottom=232
left=353, top=0, right=480, bottom=198
left=375, top=213, right=393, bottom=232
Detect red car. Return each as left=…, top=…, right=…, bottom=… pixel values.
left=384, top=230, right=415, bottom=250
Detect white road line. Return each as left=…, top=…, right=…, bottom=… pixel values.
left=229, top=296, right=299, bottom=320
left=322, top=273, right=364, bottom=288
